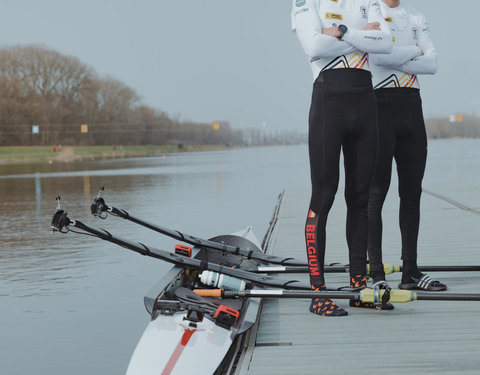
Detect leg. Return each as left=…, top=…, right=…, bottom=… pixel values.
left=367, top=94, right=397, bottom=282
left=306, top=82, right=347, bottom=316
left=306, top=91, right=342, bottom=287
left=394, top=97, right=427, bottom=278
left=344, top=90, right=394, bottom=310
left=343, top=90, right=378, bottom=280
left=394, top=92, right=446, bottom=291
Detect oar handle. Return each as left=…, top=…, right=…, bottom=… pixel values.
left=366, top=264, right=401, bottom=276
left=360, top=289, right=416, bottom=303
left=193, top=289, right=223, bottom=298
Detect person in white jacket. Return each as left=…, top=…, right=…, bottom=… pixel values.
left=292, top=0, right=393, bottom=316
left=368, top=0, right=446, bottom=291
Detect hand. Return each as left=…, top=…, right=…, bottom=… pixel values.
left=364, top=22, right=380, bottom=30
left=322, top=27, right=341, bottom=38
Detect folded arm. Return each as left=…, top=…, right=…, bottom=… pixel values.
left=395, top=13, right=438, bottom=74
left=292, top=0, right=356, bottom=59
left=342, top=0, right=393, bottom=54
left=370, top=45, right=422, bottom=66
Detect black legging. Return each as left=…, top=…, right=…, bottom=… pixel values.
left=368, top=88, right=427, bottom=279
left=305, top=68, right=378, bottom=287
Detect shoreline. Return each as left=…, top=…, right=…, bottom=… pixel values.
left=1, top=138, right=473, bottom=166
left=0, top=145, right=236, bottom=166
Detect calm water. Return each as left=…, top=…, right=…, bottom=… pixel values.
left=0, top=141, right=478, bottom=375
left=0, top=145, right=311, bottom=375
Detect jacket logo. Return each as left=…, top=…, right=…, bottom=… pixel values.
left=325, top=12, right=343, bottom=20
left=360, top=6, right=367, bottom=18
left=385, top=17, right=393, bottom=22
left=412, top=27, right=418, bottom=39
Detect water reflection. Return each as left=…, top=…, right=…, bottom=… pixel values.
left=35, top=172, right=42, bottom=218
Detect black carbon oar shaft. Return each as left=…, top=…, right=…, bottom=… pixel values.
left=253, top=265, right=348, bottom=273
left=106, top=205, right=308, bottom=266
left=98, top=200, right=480, bottom=274
left=416, top=293, right=480, bottom=301
left=62, top=216, right=312, bottom=290
left=218, top=289, right=480, bottom=302
left=223, top=290, right=357, bottom=300
left=254, top=264, right=480, bottom=274
left=418, top=266, right=480, bottom=272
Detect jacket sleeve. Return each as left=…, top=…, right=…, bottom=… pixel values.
left=370, top=45, right=422, bottom=66
left=292, top=0, right=356, bottom=59
left=395, top=12, right=438, bottom=74
left=341, top=0, right=393, bottom=54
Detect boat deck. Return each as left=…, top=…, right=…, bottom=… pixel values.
left=235, top=187, right=480, bottom=374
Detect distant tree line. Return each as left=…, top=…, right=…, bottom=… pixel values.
left=426, top=116, right=480, bottom=139
left=0, top=44, right=242, bottom=146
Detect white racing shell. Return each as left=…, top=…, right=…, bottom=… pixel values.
left=126, top=227, right=261, bottom=375
left=126, top=312, right=234, bottom=375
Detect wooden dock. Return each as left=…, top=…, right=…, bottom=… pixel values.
left=234, top=187, right=480, bottom=374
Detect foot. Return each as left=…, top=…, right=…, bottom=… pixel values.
left=370, top=270, right=387, bottom=286
left=309, top=285, right=348, bottom=317
left=367, top=262, right=386, bottom=284
left=349, top=275, right=395, bottom=310
left=399, top=273, right=447, bottom=291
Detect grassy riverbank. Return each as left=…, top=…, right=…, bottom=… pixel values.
left=0, top=145, right=232, bottom=165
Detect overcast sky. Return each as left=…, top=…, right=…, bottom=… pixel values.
left=0, top=1, right=477, bottom=130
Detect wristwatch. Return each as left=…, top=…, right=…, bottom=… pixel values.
left=337, top=24, right=348, bottom=39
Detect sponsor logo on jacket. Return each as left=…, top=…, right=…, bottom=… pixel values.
left=325, top=12, right=343, bottom=20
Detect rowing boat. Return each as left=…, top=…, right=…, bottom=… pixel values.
left=125, top=227, right=263, bottom=375
left=49, top=192, right=480, bottom=375
left=51, top=195, right=310, bottom=373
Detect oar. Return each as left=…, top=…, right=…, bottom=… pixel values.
left=51, top=199, right=480, bottom=305
left=91, top=188, right=480, bottom=274
left=194, top=288, right=480, bottom=303
left=89, top=187, right=308, bottom=266
left=253, top=264, right=480, bottom=274
left=50, top=202, right=312, bottom=290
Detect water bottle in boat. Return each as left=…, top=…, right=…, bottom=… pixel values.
left=199, top=271, right=246, bottom=291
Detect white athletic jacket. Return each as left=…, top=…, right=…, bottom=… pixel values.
left=370, top=2, right=437, bottom=89
left=292, top=0, right=393, bottom=80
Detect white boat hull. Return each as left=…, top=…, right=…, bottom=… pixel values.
left=126, top=312, right=233, bottom=375
left=126, top=227, right=262, bottom=375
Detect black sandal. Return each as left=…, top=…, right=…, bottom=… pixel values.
left=398, top=274, right=447, bottom=291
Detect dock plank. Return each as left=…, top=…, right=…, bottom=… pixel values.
left=244, top=187, right=480, bottom=374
